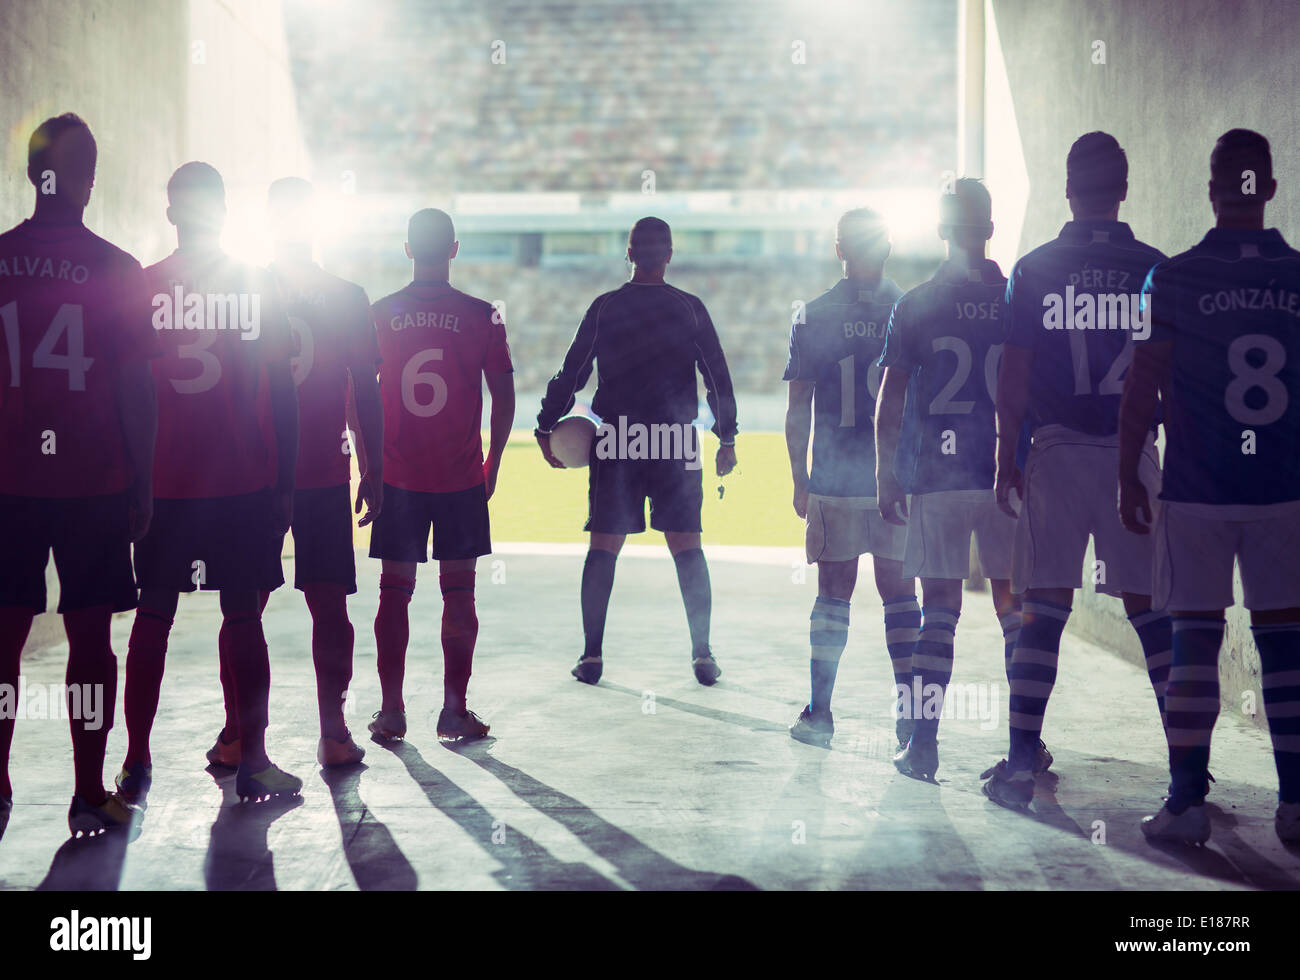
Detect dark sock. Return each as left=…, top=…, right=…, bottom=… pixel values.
left=1252, top=622, right=1300, bottom=804
left=374, top=574, right=415, bottom=713
left=581, top=549, right=618, bottom=660
left=809, top=595, right=850, bottom=714
left=440, top=570, right=478, bottom=713
left=123, top=605, right=174, bottom=767
left=999, top=610, right=1022, bottom=686
left=224, top=613, right=271, bottom=765
left=672, top=548, right=712, bottom=656
left=883, top=596, right=921, bottom=724
left=1128, top=608, right=1173, bottom=729
left=1165, top=617, right=1225, bottom=811
left=63, top=606, right=116, bottom=803
left=0, top=606, right=34, bottom=799
left=304, top=583, right=353, bottom=738
left=1007, top=599, right=1070, bottom=771
left=911, top=606, right=960, bottom=742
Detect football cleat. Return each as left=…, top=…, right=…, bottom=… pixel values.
left=317, top=731, right=366, bottom=767
left=692, top=652, right=722, bottom=686
left=895, top=717, right=915, bottom=752
left=894, top=737, right=939, bottom=781
left=235, top=763, right=302, bottom=803
left=788, top=706, right=834, bottom=748
left=67, top=792, right=141, bottom=838
left=436, top=707, right=490, bottom=743
left=1275, top=802, right=1300, bottom=844
left=979, top=739, right=1053, bottom=780
left=981, top=760, right=1035, bottom=809
left=571, top=656, right=603, bottom=685
left=205, top=731, right=241, bottom=769
left=1141, top=801, right=1211, bottom=845
left=114, top=762, right=152, bottom=804
left=367, top=709, right=407, bottom=741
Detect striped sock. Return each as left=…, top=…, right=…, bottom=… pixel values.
left=1128, top=608, right=1173, bottom=729
left=1007, top=599, right=1071, bottom=771
left=999, top=610, right=1022, bottom=686
left=911, top=607, right=960, bottom=742
left=883, top=595, right=921, bottom=722
left=1252, top=622, right=1300, bottom=805
left=1165, top=617, right=1225, bottom=812
left=809, top=596, right=850, bottom=714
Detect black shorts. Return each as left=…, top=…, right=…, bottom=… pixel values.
left=291, top=484, right=357, bottom=593
left=586, top=452, right=704, bottom=535
left=368, top=482, right=491, bottom=563
left=0, top=493, right=137, bottom=614
left=133, top=488, right=285, bottom=593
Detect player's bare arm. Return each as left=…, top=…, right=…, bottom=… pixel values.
left=785, top=380, right=814, bottom=518
left=873, top=365, right=910, bottom=525
left=348, top=361, right=384, bottom=526
left=485, top=369, right=515, bottom=498
left=994, top=343, right=1032, bottom=518
left=115, top=359, right=158, bottom=542
left=1118, top=341, right=1171, bottom=534
left=267, top=359, right=299, bottom=534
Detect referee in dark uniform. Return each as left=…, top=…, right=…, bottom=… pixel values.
left=536, top=217, right=739, bottom=686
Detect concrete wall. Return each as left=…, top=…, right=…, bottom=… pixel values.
left=4, top=0, right=308, bottom=654
left=984, top=0, right=1299, bottom=729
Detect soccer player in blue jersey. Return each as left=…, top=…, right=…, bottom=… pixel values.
left=982, top=133, right=1173, bottom=808
left=784, top=208, right=920, bottom=749
left=1120, top=130, right=1300, bottom=844
left=874, top=179, right=1022, bottom=779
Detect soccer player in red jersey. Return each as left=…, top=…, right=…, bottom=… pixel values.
left=0, top=114, right=158, bottom=837
left=118, top=162, right=303, bottom=804
left=363, top=209, right=514, bottom=743
left=205, top=177, right=384, bottom=769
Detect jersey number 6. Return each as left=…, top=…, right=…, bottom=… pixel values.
left=401, top=348, right=448, bottom=417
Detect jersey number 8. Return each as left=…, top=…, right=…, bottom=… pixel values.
left=1225, top=333, right=1288, bottom=426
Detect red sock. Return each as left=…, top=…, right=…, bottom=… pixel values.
left=374, top=574, right=414, bottom=713
left=304, top=583, right=353, bottom=738
left=64, top=605, right=116, bottom=804
left=123, top=605, right=174, bottom=767
left=0, top=606, right=36, bottom=799
left=223, top=612, right=270, bottom=765
left=440, top=571, right=478, bottom=713
left=217, top=591, right=269, bottom=740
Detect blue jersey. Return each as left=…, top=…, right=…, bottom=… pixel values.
left=783, top=277, right=903, bottom=497
left=1005, top=220, right=1165, bottom=436
left=1142, top=227, right=1300, bottom=507
left=879, top=259, right=1008, bottom=493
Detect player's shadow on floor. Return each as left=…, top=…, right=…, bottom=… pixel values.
left=380, top=739, right=619, bottom=890
left=203, top=769, right=303, bottom=891
left=319, top=763, right=417, bottom=890
left=597, top=680, right=787, bottom=734
left=453, top=739, right=758, bottom=890
left=987, top=748, right=1300, bottom=890
left=38, top=824, right=135, bottom=891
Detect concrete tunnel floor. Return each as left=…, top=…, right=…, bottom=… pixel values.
left=2, top=545, right=1297, bottom=891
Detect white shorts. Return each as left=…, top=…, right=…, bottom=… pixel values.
left=805, top=493, right=907, bottom=564
left=902, top=489, right=1017, bottom=580
left=1154, top=500, right=1300, bottom=611
left=1011, top=426, right=1161, bottom=598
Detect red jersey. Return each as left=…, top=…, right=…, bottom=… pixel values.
left=269, top=262, right=378, bottom=490
left=0, top=219, right=158, bottom=498
left=146, top=249, right=293, bottom=499
left=371, top=281, right=512, bottom=493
